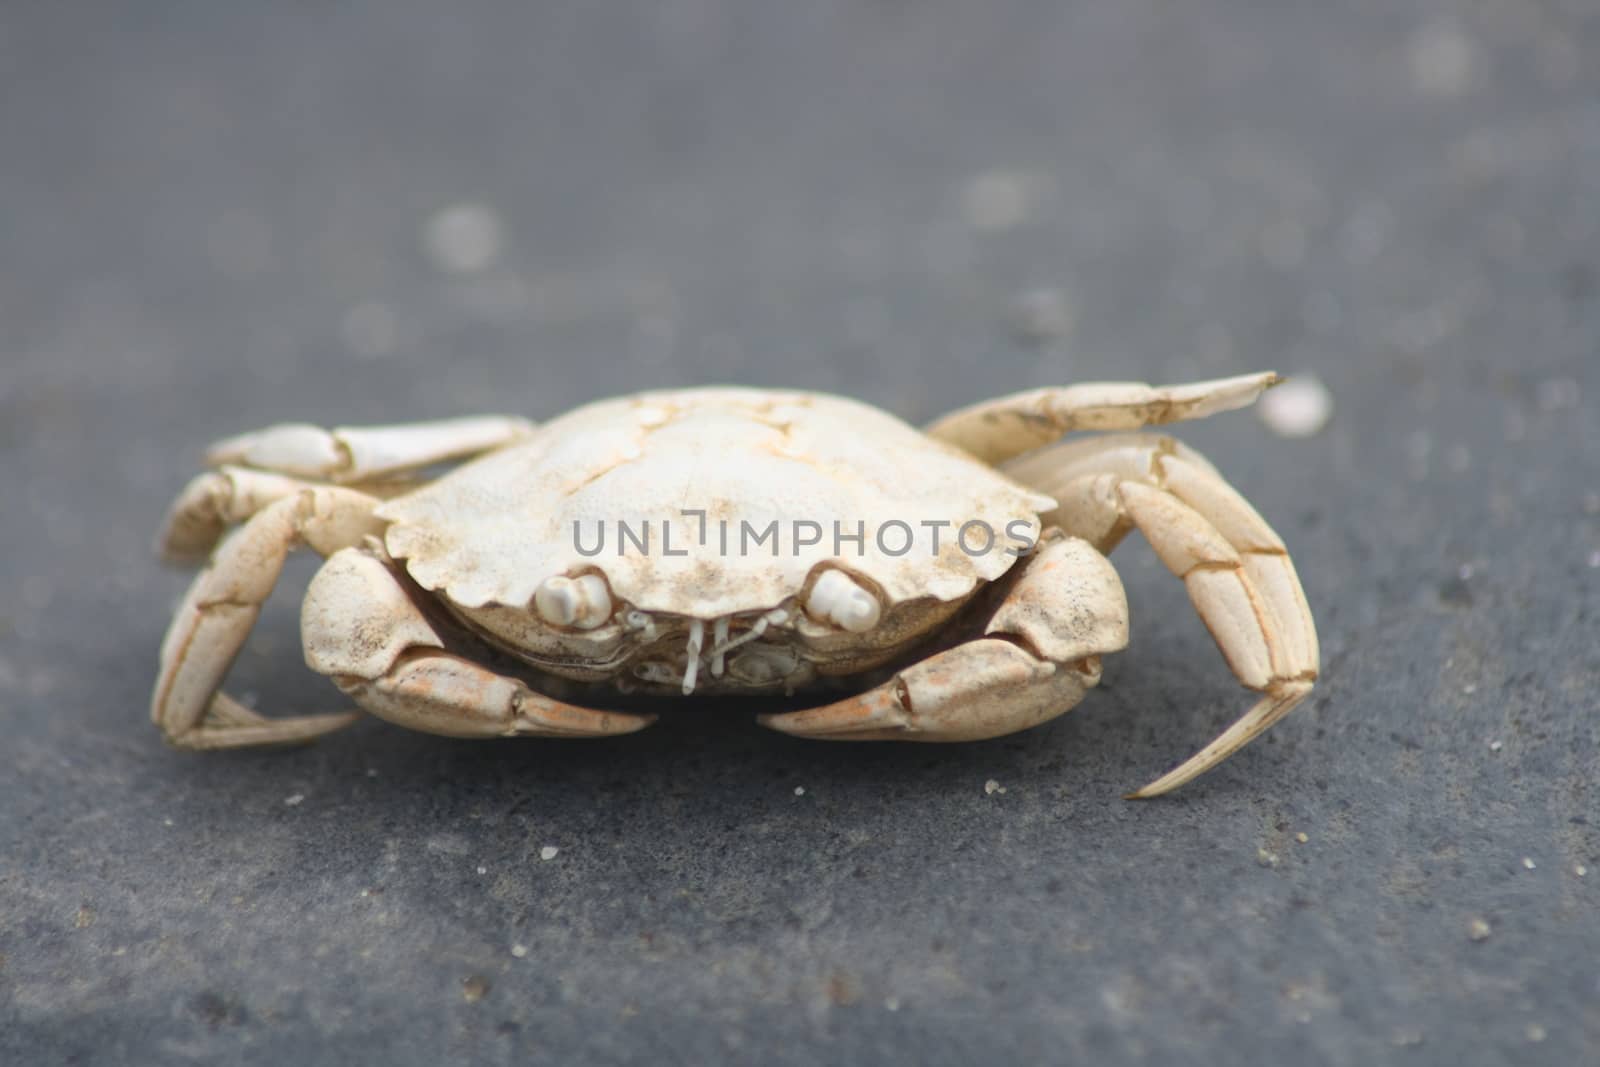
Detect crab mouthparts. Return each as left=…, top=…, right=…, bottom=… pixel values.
left=669, top=608, right=791, bottom=695
left=681, top=619, right=705, bottom=694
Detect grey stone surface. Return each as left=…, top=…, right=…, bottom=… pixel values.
left=2, top=2, right=1597, bottom=1063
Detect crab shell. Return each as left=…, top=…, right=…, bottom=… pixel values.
left=376, top=388, right=1055, bottom=689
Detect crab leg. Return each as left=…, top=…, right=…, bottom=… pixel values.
left=152, top=487, right=387, bottom=749
left=159, top=466, right=322, bottom=563
left=1003, top=433, right=1319, bottom=798
left=924, top=372, right=1281, bottom=464
left=761, top=533, right=1129, bottom=742
left=203, top=414, right=535, bottom=485
left=159, top=415, right=535, bottom=562
left=302, top=548, right=655, bottom=739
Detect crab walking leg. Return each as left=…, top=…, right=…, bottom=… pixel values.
left=152, top=487, right=387, bottom=749
left=303, top=548, right=655, bottom=738
left=159, top=466, right=325, bottom=563
left=924, top=372, right=1281, bottom=465
left=203, top=414, right=536, bottom=485
left=761, top=533, right=1129, bottom=742
left=1004, top=433, right=1319, bottom=798
left=161, top=414, right=535, bottom=561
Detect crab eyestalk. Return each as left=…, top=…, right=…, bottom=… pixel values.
left=534, top=574, right=614, bottom=630
left=805, top=570, right=882, bottom=632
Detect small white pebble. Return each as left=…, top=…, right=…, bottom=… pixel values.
left=284, top=793, right=305, bottom=807
left=359, top=889, right=371, bottom=899
left=511, top=944, right=529, bottom=959
left=1295, top=832, right=1309, bottom=844
left=884, top=997, right=901, bottom=1012
left=1257, top=847, right=1280, bottom=869
left=1462, top=683, right=1478, bottom=695
left=163, top=818, right=174, bottom=828
left=424, top=202, right=504, bottom=274
left=540, top=846, right=560, bottom=861
left=1575, top=864, right=1588, bottom=878
left=1489, top=740, right=1503, bottom=752
left=1468, top=917, right=1491, bottom=941
left=1526, top=1023, right=1547, bottom=1043
left=476, top=865, right=488, bottom=876
left=1258, top=375, right=1333, bottom=438
left=984, top=779, right=1000, bottom=796
left=793, top=786, right=806, bottom=797
left=1522, top=857, right=1537, bottom=870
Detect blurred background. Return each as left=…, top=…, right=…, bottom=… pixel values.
left=3, top=3, right=1596, bottom=1064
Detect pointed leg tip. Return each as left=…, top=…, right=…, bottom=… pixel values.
left=159, top=710, right=362, bottom=751
left=1123, top=765, right=1205, bottom=800
left=282, top=711, right=364, bottom=746
left=1123, top=682, right=1315, bottom=799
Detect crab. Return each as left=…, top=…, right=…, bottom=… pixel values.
left=152, top=373, right=1318, bottom=797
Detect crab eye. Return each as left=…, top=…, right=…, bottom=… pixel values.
left=534, top=574, right=614, bottom=630
left=804, top=570, right=881, bottom=633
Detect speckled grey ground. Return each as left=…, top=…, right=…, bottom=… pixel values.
left=3, top=3, right=1597, bottom=1064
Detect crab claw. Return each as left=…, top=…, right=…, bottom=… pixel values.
left=511, top=689, right=657, bottom=738
left=760, top=638, right=1100, bottom=742
left=759, top=683, right=909, bottom=739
